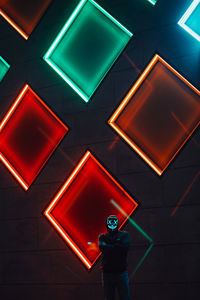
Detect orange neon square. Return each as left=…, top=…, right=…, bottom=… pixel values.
left=108, top=54, right=200, bottom=175
left=44, top=150, right=138, bottom=269
left=0, top=0, right=52, bottom=39
left=0, top=84, right=68, bottom=190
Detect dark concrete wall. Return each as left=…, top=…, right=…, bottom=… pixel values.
left=0, top=0, right=200, bottom=299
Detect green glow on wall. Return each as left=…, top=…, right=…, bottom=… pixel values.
left=111, top=199, right=154, bottom=277
left=43, top=0, right=133, bottom=102
left=0, top=56, right=10, bottom=82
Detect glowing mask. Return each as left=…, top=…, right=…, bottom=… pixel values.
left=106, top=216, right=119, bottom=231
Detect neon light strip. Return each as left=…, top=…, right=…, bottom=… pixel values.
left=147, top=0, right=157, bottom=5
left=0, top=56, right=10, bottom=69
left=109, top=54, right=158, bottom=123
left=0, top=153, right=28, bottom=190
left=44, top=58, right=89, bottom=102
left=44, top=151, right=92, bottom=269
left=44, top=0, right=133, bottom=102
left=178, top=0, right=200, bottom=42
left=108, top=54, right=200, bottom=175
left=45, top=151, right=90, bottom=214
left=0, top=84, right=68, bottom=190
left=45, top=212, right=92, bottom=269
left=44, top=151, right=138, bottom=268
left=0, top=85, right=29, bottom=131
left=43, top=0, right=87, bottom=101
left=0, top=9, right=28, bottom=39
left=28, top=86, right=68, bottom=131
left=44, top=0, right=87, bottom=59
left=90, top=0, right=133, bottom=37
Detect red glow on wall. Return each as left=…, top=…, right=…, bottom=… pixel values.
left=0, top=84, right=68, bottom=190
left=108, top=54, right=200, bottom=175
left=44, top=150, right=138, bottom=269
left=0, top=0, right=52, bottom=39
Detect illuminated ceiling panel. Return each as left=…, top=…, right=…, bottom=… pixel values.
left=178, top=0, right=200, bottom=42
left=0, top=56, right=10, bottom=82
left=0, top=0, right=52, bottom=39
left=43, top=0, right=132, bottom=102
left=0, top=84, right=68, bottom=190
left=108, top=54, right=200, bottom=175
left=44, top=150, right=138, bottom=269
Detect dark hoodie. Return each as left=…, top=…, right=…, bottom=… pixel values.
left=99, top=230, right=130, bottom=273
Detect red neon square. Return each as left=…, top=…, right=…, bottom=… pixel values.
left=44, top=151, right=138, bottom=269
left=0, top=0, right=52, bottom=39
left=108, top=54, right=200, bottom=175
left=0, top=84, right=68, bottom=190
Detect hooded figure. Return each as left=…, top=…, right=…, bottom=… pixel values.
left=99, top=215, right=130, bottom=300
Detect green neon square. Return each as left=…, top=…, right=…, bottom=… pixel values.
left=185, top=1, right=200, bottom=37
left=43, top=0, right=132, bottom=102
left=147, top=0, right=157, bottom=5
left=0, top=56, right=10, bottom=83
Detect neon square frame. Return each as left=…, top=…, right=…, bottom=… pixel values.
left=44, top=150, right=138, bottom=269
left=178, top=0, right=200, bottom=42
left=0, top=56, right=10, bottom=82
left=108, top=54, right=200, bottom=175
left=0, top=0, right=52, bottom=39
left=43, top=0, right=133, bottom=102
left=0, top=84, right=68, bottom=190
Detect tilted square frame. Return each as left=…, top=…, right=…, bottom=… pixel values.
left=178, top=0, right=200, bottom=42
left=43, top=0, right=132, bottom=102
left=44, top=150, right=138, bottom=269
left=108, top=54, right=200, bottom=175
left=0, top=84, right=68, bottom=190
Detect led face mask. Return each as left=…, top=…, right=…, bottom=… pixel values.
left=106, top=216, right=119, bottom=232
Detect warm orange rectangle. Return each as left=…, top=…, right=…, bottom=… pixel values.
left=109, top=55, right=200, bottom=175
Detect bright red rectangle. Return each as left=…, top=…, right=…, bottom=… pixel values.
left=0, top=0, right=52, bottom=39
left=0, top=84, right=68, bottom=190
left=44, top=151, right=138, bottom=269
left=109, top=55, right=200, bottom=175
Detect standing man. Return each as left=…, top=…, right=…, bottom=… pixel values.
left=99, top=215, right=130, bottom=300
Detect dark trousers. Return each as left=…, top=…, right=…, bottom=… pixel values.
left=103, top=271, right=130, bottom=300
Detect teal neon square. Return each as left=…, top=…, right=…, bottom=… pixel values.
left=178, top=0, right=200, bottom=42
left=185, top=1, right=200, bottom=36
left=147, top=0, right=157, bottom=5
left=0, top=56, right=10, bottom=83
left=43, top=0, right=132, bottom=102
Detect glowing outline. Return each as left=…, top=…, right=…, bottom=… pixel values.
left=108, top=54, right=200, bottom=175
left=111, top=199, right=153, bottom=278
left=43, top=0, right=133, bottom=102
left=0, top=56, right=10, bottom=82
left=0, top=8, right=28, bottom=39
left=147, top=0, right=157, bottom=5
left=178, top=0, right=200, bottom=42
left=44, top=150, right=138, bottom=269
left=0, top=84, right=68, bottom=190
left=0, top=56, right=10, bottom=69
